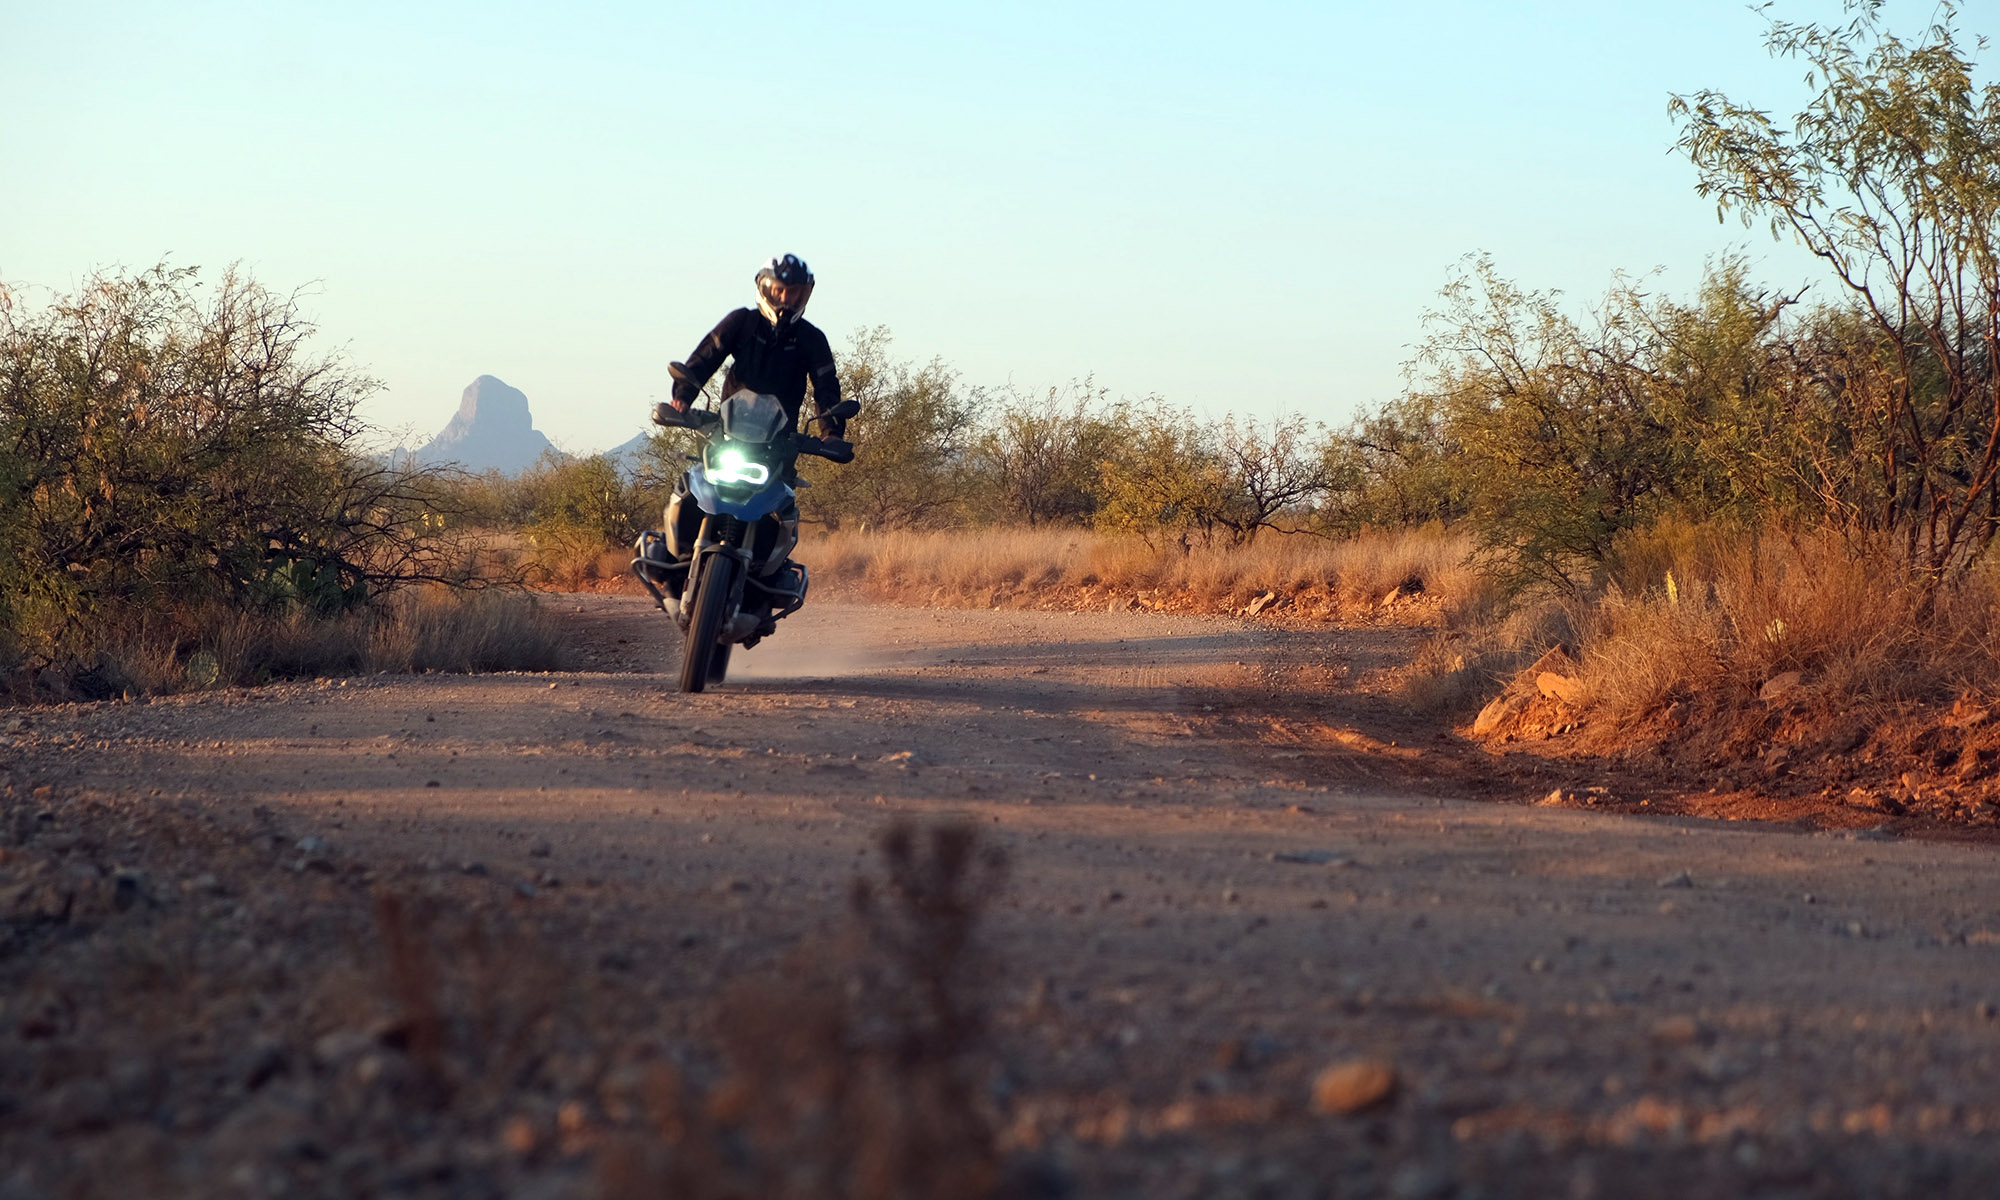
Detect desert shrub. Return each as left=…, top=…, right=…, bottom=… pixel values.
left=1095, top=410, right=1235, bottom=550
left=1318, top=392, right=1470, bottom=534
left=0, top=265, right=504, bottom=694
left=599, top=820, right=1010, bottom=1200
left=1675, top=2, right=2000, bottom=579
left=1574, top=529, right=1983, bottom=721
left=1211, top=411, right=1331, bottom=542
left=966, top=381, right=1130, bottom=526
left=798, top=328, right=982, bottom=530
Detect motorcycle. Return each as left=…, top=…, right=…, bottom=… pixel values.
left=631, top=366, right=856, bottom=692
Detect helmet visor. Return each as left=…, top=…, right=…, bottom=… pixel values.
left=760, top=277, right=807, bottom=311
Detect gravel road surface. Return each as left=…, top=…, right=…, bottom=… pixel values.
left=9, top=596, right=2000, bottom=1198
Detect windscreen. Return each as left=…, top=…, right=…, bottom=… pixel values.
left=719, top=390, right=787, bottom=443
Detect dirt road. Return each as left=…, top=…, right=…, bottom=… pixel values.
left=10, top=596, right=2000, bottom=1197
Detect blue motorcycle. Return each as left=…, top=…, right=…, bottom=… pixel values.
left=632, top=380, right=855, bottom=692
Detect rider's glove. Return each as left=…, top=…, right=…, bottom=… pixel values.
left=670, top=380, right=699, bottom=409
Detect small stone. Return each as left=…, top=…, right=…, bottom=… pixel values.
left=1108, top=597, right=1131, bottom=613
left=1221, top=887, right=1240, bottom=903
left=501, top=1115, right=539, bottom=1156
left=425, top=779, right=441, bottom=788
left=460, top=861, right=489, bottom=877
left=1651, top=1015, right=1702, bottom=1044
left=1472, top=691, right=1531, bottom=736
left=1657, top=870, right=1694, bottom=890
left=312, top=1029, right=375, bottom=1066
left=1846, top=787, right=1903, bottom=814
left=1536, top=673, right=1586, bottom=705
left=1759, top=670, right=1805, bottom=703
left=1977, top=1001, right=1997, bottom=1020
left=1271, top=849, right=1341, bottom=865
left=1538, top=789, right=1567, bottom=807
left=295, top=835, right=328, bottom=856
left=1310, top=1059, right=1397, bottom=1115
left=528, top=840, right=553, bottom=858
left=547, top=682, right=560, bottom=690
left=1246, top=591, right=1279, bottom=617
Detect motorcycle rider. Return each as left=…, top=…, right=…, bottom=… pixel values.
left=641, top=254, right=852, bottom=656
left=667, top=253, right=851, bottom=441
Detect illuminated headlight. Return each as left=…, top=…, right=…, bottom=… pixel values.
left=710, top=447, right=770, bottom=485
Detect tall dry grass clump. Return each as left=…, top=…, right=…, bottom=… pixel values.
left=805, top=525, right=1482, bottom=614
left=1575, top=530, right=2000, bottom=722
left=18, top=588, right=567, bottom=701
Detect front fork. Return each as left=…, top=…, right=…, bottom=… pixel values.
left=683, top=515, right=751, bottom=632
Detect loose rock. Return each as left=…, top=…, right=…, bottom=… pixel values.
left=1759, top=670, right=1806, bottom=703
left=1310, top=1059, right=1397, bottom=1115
left=1536, top=672, right=1586, bottom=705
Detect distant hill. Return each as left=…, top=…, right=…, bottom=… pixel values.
left=414, top=376, right=555, bottom=474
left=603, top=429, right=657, bottom=476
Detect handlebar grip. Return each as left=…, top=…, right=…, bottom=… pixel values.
left=652, top=404, right=718, bottom=430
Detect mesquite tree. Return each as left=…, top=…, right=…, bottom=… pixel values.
left=1672, top=1, right=2000, bottom=578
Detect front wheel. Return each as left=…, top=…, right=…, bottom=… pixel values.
left=678, top=554, right=739, bottom=693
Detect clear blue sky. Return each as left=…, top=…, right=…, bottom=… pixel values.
left=3, top=1, right=1990, bottom=453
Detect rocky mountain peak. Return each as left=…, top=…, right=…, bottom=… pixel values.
left=415, top=375, right=555, bottom=474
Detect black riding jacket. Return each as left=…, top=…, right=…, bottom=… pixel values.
left=672, top=308, right=847, bottom=435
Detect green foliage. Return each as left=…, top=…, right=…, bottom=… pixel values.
left=1095, top=409, right=1235, bottom=550
left=1317, top=393, right=1469, bottom=534
left=514, top=451, right=646, bottom=546
left=1673, top=0, right=2000, bottom=577
left=1389, top=256, right=1787, bottom=592
left=0, top=265, right=476, bottom=682
left=967, top=381, right=1129, bottom=526
left=797, top=328, right=980, bottom=529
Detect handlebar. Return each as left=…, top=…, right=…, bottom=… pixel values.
left=796, top=435, right=854, bottom=464
left=651, top=403, right=852, bottom=464
left=652, top=403, right=719, bottom=430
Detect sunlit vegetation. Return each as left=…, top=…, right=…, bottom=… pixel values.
left=0, top=267, right=560, bottom=698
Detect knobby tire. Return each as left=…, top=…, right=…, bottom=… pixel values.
left=678, top=554, right=738, bottom=693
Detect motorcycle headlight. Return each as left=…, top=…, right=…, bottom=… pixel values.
left=709, top=446, right=771, bottom=486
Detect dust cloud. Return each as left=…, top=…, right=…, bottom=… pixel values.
left=727, top=637, right=898, bottom=681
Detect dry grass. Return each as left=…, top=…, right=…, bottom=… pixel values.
left=1414, top=523, right=2000, bottom=736
left=15, top=586, right=568, bottom=701
left=805, top=525, right=1484, bottom=616
left=1400, top=597, right=1576, bottom=716
left=597, top=819, right=1012, bottom=1200
left=1574, top=530, right=2000, bottom=722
